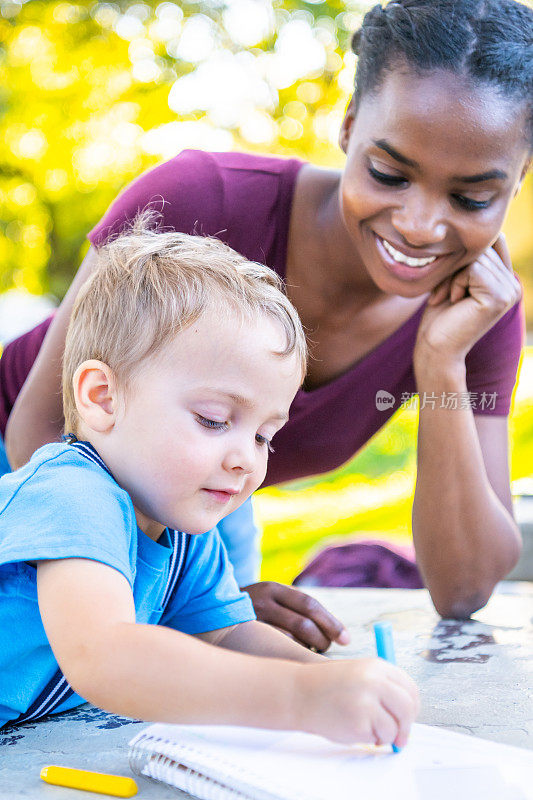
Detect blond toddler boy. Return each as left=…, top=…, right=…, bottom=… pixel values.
left=0, top=221, right=418, bottom=744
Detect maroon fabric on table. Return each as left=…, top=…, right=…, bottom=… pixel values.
left=293, top=541, right=424, bottom=589
left=0, top=150, right=524, bottom=487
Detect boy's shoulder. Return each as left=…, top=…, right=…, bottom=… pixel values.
left=0, top=442, right=138, bottom=579
left=0, top=441, right=125, bottom=507
left=0, top=442, right=138, bottom=565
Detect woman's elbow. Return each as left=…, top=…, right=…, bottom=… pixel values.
left=432, top=537, right=523, bottom=619
left=433, top=589, right=492, bottom=620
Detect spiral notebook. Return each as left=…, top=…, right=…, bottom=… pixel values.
left=129, top=722, right=533, bottom=800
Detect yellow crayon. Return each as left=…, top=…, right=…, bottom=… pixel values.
left=40, top=765, right=138, bottom=797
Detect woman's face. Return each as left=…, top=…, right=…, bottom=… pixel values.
left=339, top=67, right=530, bottom=297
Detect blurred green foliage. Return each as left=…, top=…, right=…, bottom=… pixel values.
left=1, top=0, right=532, bottom=311
left=256, top=349, right=533, bottom=582
left=0, top=0, right=360, bottom=297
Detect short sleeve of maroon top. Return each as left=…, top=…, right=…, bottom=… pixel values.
left=0, top=150, right=524, bottom=487
left=90, top=149, right=301, bottom=274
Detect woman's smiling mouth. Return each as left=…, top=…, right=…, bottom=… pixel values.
left=374, top=234, right=447, bottom=281
left=380, top=237, right=437, bottom=267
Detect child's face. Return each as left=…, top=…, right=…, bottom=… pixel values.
left=103, top=307, right=302, bottom=539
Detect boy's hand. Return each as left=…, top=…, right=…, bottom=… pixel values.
left=242, top=582, right=350, bottom=652
left=297, top=658, right=420, bottom=746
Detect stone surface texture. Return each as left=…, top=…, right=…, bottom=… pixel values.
left=1, top=584, right=531, bottom=798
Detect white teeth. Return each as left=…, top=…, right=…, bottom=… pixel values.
left=381, top=238, right=437, bottom=267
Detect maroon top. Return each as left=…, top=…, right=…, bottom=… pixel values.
left=0, top=150, right=524, bottom=487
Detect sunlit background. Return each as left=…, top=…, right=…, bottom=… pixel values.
left=1, top=0, right=532, bottom=582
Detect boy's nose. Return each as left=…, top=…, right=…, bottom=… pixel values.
left=222, top=441, right=256, bottom=475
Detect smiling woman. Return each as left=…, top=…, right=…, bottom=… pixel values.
left=336, top=66, right=527, bottom=301
left=1, top=0, right=532, bottom=643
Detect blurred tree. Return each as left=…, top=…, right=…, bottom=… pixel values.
left=0, top=0, right=532, bottom=313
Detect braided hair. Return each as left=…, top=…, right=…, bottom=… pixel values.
left=352, top=0, right=533, bottom=147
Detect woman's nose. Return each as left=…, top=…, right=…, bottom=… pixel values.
left=391, top=192, right=448, bottom=247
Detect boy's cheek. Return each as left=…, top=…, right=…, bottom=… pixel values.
left=245, top=471, right=266, bottom=498
left=233, top=477, right=259, bottom=510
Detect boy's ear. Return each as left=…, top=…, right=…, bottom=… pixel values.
left=73, top=360, right=118, bottom=433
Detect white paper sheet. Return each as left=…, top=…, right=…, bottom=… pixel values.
left=131, top=722, right=533, bottom=800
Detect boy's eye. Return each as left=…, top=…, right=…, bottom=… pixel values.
left=196, top=415, right=229, bottom=431
left=452, top=194, right=491, bottom=211
left=368, top=166, right=406, bottom=187
left=255, top=434, right=274, bottom=453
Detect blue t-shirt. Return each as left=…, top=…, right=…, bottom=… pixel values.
left=0, top=442, right=255, bottom=727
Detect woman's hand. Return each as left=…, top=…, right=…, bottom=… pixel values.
left=242, top=582, right=350, bottom=652
left=414, top=234, right=522, bottom=372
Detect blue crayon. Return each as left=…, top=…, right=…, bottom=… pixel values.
left=373, top=621, right=401, bottom=753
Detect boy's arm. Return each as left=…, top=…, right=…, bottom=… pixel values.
left=196, top=622, right=325, bottom=663
left=37, top=557, right=304, bottom=728
left=38, top=557, right=419, bottom=745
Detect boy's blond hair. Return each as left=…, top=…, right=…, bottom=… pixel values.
left=62, top=215, right=307, bottom=434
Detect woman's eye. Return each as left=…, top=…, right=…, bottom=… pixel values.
left=452, top=194, right=491, bottom=211
left=196, top=415, right=229, bottom=431
left=368, top=166, right=406, bottom=187
left=255, top=434, right=274, bottom=453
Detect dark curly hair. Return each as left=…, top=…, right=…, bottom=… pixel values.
left=352, top=0, right=533, bottom=147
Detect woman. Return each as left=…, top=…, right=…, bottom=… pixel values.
left=1, top=0, right=531, bottom=649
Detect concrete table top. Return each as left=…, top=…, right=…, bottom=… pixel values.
left=1, top=583, right=532, bottom=799
left=322, top=583, right=533, bottom=750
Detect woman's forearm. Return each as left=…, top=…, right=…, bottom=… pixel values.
left=413, top=359, right=521, bottom=619
left=67, top=621, right=303, bottom=729
left=5, top=248, right=98, bottom=468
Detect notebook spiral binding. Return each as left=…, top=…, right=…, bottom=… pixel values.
left=129, top=732, right=277, bottom=800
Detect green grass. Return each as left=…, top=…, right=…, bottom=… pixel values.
left=256, top=348, right=533, bottom=584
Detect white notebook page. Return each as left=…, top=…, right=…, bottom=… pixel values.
left=130, top=722, right=533, bottom=800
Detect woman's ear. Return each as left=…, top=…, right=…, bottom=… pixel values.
left=73, top=360, right=118, bottom=433
left=514, top=157, right=531, bottom=197
left=339, top=98, right=357, bottom=153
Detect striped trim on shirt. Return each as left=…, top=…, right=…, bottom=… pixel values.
left=2, top=438, right=189, bottom=729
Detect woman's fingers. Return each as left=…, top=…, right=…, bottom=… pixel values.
left=266, top=605, right=332, bottom=651
left=491, top=233, right=513, bottom=272
left=436, top=240, right=520, bottom=311
left=471, top=251, right=522, bottom=310
left=243, top=582, right=349, bottom=651
left=430, top=234, right=517, bottom=309
left=428, top=276, right=452, bottom=306
left=275, top=583, right=350, bottom=647
left=417, top=235, right=520, bottom=361
left=449, top=269, right=470, bottom=304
